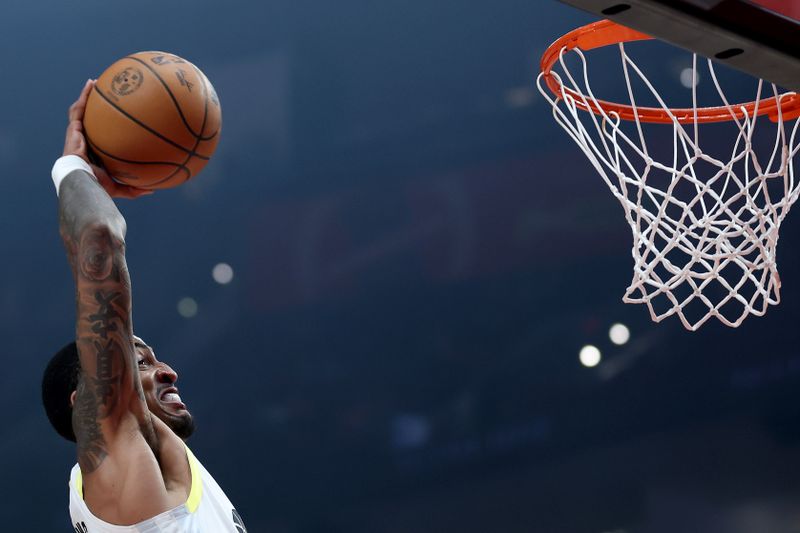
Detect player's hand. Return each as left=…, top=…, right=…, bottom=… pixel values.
left=63, top=79, right=153, bottom=199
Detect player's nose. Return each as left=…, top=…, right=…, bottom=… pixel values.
left=156, top=363, right=178, bottom=384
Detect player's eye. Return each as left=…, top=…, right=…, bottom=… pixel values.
left=138, top=358, right=147, bottom=367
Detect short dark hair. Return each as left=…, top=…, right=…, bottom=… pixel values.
left=42, top=341, right=81, bottom=442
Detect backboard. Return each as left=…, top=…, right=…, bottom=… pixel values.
left=558, top=0, right=800, bottom=91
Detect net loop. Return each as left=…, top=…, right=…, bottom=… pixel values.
left=537, top=20, right=800, bottom=330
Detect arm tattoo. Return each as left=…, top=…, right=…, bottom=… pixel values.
left=73, top=380, right=107, bottom=474
left=89, top=290, right=122, bottom=338
left=58, top=171, right=146, bottom=472
left=72, top=289, right=127, bottom=472
left=90, top=338, right=122, bottom=412
left=86, top=291, right=124, bottom=411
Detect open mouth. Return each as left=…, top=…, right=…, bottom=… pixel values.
left=159, top=387, right=186, bottom=409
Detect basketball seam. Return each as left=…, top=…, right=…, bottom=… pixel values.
left=147, top=67, right=212, bottom=188
left=192, top=65, right=220, bottom=142
left=125, top=55, right=219, bottom=142
left=93, top=87, right=211, bottom=161
left=87, top=134, right=192, bottom=185
left=87, top=133, right=189, bottom=167
left=146, top=151, right=195, bottom=187
left=153, top=160, right=192, bottom=185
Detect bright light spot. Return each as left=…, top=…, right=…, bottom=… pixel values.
left=609, top=323, right=631, bottom=345
left=680, top=67, right=700, bottom=88
left=580, top=345, right=601, bottom=367
left=177, top=297, right=198, bottom=318
left=212, top=262, right=234, bottom=284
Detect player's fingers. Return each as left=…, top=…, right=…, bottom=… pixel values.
left=93, top=168, right=153, bottom=199
left=68, top=79, right=94, bottom=122
left=116, top=185, right=154, bottom=199
left=117, top=182, right=154, bottom=197
left=63, top=121, right=86, bottom=156
left=91, top=167, right=117, bottom=191
left=129, top=188, right=155, bottom=198
left=65, top=119, right=82, bottom=136
left=66, top=120, right=85, bottom=141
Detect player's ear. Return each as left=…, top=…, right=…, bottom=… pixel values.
left=69, top=390, right=77, bottom=408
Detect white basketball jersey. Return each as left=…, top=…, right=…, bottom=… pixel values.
left=68, top=446, right=247, bottom=533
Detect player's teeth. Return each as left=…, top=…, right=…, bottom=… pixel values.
left=163, top=393, right=181, bottom=403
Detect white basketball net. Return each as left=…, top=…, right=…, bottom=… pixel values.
left=537, top=44, right=800, bottom=330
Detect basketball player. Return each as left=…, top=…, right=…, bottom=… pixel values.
left=41, top=80, right=248, bottom=532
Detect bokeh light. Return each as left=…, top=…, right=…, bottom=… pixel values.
left=177, top=297, right=198, bottom=318
left=609, top=323, right=631, bottom=345
left=680, top=67, right=700, bottom=88
left=212, top=262, right=234, bottom=284
left=580, top=345, right=602, bottom=367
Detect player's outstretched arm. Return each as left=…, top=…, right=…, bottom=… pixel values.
left=56, top=80, right=153, bottom=475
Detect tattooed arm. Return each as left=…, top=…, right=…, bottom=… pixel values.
left=61, top=174, right=141, bottom=473
left=58, top=80, right=152, bottom=474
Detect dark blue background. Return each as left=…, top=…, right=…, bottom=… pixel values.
left=4, top=1, right=800, bottom=531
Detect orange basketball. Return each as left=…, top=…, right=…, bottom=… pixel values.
left=83, top=51, right=222, bottom=189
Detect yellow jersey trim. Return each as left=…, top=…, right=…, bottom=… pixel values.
left=75, top=469, right=83, bottom=499
left=184, top=445, right=202, bottom=513
left=74, top=444, right=202, bottom=514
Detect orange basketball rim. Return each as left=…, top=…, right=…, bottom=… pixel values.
left=539, top=19, right=800, bottom=124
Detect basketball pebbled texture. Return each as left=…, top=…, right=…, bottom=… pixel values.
left=83, top=51, right=222, bottom=189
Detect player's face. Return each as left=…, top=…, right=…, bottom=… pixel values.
left=134, top=336, right=195, bottom=439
